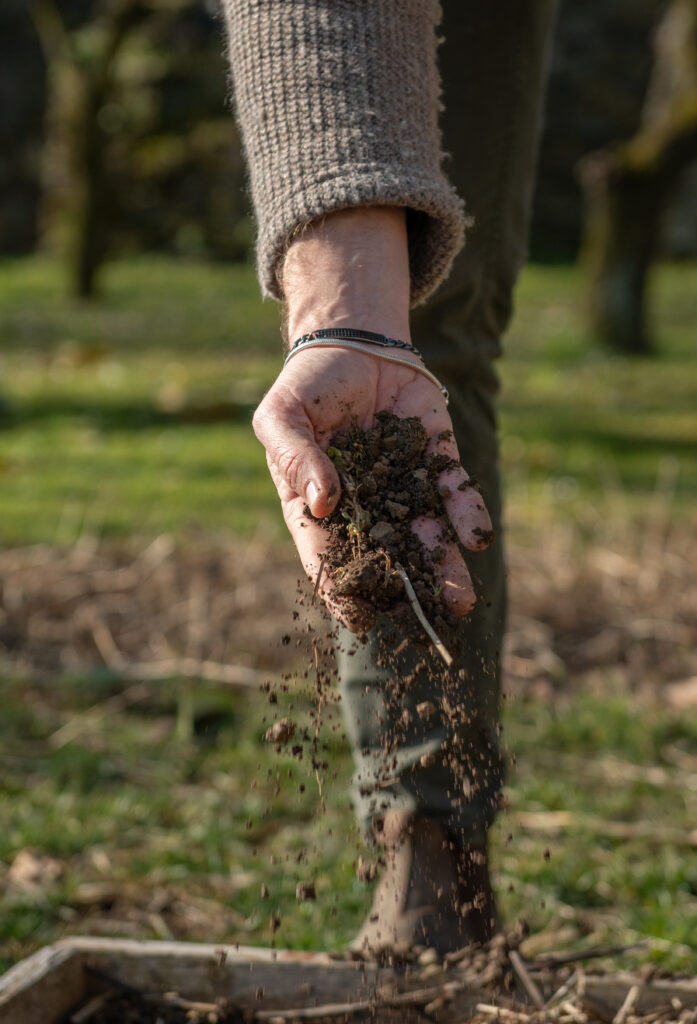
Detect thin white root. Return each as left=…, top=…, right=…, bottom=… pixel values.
left=394, top=563, right=453, bottom=667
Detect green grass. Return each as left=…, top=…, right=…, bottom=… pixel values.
left=1, top=257, right=696, bottom=544
left=1, top=256, right=696, bottom=973
left=1, top=679, right=695, bottom=972
left=501, top=262, right=697, bottom=525
left=0, top=257, right=283, bottom=543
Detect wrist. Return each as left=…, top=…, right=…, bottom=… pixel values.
left=280, top=207, right=411, bottom=348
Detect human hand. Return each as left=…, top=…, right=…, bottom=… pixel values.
left=252, top=205, right=492, bottom=632
left=252, top=345, right=493, bottom=632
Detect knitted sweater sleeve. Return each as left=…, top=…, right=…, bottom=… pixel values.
left=223, top=0, right=465, bottom=308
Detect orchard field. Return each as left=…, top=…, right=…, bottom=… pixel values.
left=0, top=258, right=696, bottom=974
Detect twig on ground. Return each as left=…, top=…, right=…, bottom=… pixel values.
left=475, top=1004, right=523, bottom=1018
left=512, top=810, right=697, bottom=847
left=545, top=971, right=579, bottom=1009
left=394, top=562, right=453, bottom=666
left=538, top=943, right=647, bottom=970
left=69, top=991, right=117, bottom=1023
left=254, top=980, right=462, bottom=1021
left=509, top=949, right=545, bottom=1010
left=96, top=657, right=260, bottom=688
left=48, top=683, right=151, bottom=748
left=559, top=998, right=588, bottom=1023
left=47, top=660, right=261, bottom=749
left=613, top=984, right=641, bottom=1024
left=160, top=992, right=221, bottom=1013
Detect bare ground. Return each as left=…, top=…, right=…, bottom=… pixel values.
left=1, top=522, right=695, bottom=706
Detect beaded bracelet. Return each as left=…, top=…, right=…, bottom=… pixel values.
left=284, top=330, right=449, bottom=405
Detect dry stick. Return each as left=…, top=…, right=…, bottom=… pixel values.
left=48, top=663, right=261, bottom=749
left=545, top=971, right=579, bottom=1010
left=509, top=949, right=545, bottom=1011
left=559, top=999, right=588, bottom=1024
left=394, top=562, right=453, bottom=666
left=160, top=993, right=222, bottom=1014
left=613, top=984, right=642, bottom=1024
left=69, top=991, right=118, bottom=1023
left=538, top=942, right=647, bottom=970
left=48, top=683, right=151, bottom=749
left=120, top=657, right=261, bottom=688
left=254, top=980, right=463, bottom=1022
left=475, top=1006, right=526, bottom=1019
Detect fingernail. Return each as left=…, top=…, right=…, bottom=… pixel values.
left=306, top=481, right=319, bottom=510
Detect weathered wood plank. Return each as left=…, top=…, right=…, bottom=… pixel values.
left=2, top=938, right=696, bottom=1024
left=72, top=938, right=401, bottom=1012
left=0, top=943, right=85, bottom=1024
left=0, top=938, right=404, bottom=1021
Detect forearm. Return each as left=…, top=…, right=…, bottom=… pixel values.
left=223, top=0, right=465, bottom=307
left=281, top=208, right=411, bottom=346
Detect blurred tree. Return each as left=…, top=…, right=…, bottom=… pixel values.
left=33, top=0, right=123, bottom=294
left=30, top=0, right=164, bottom=296
left=29, top=0, right=248, bottom=297
left=579, top=0, right=697, bottom=353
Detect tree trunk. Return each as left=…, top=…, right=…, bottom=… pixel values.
left=580, top=0, right=697, bottom=354
left=72, top=86, right=110, bottom=298
left=30, top=0, right=149, bottom=298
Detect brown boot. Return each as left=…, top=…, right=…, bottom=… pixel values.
left=350, top=811, right=498, bottom=958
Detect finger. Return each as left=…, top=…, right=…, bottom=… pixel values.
left=289, top=507, right=376, bottom=634
left=253, top=389, right=341, bottom=517
left=439, top=464, right=494, bottom=551
left=427, top=431, right=494, bottom=551
left=411, top=515, right=476, bottom=615
left=270, top=466, right=376, bottom=634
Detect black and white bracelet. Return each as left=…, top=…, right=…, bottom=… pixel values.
left=289, top=327, right=424, bottom=358
left=284, top=329, right=449, bottom=405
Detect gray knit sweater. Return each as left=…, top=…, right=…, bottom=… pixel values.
left=223, top=0, right=465, bottom=307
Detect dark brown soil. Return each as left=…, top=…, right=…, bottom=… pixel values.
left=67, top=990, right=246, bottom=1023
left=318, top=411, right=460, bottom=645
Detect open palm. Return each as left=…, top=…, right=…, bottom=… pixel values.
left=252, top=346, right=493, bottom=632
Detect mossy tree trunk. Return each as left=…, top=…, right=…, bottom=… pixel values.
left=30, top=0, right=156, bottom=298
left=580, top=0, right=697, bottom=354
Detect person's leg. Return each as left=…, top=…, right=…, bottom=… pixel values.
left=337, top=0, right=557, bottom=949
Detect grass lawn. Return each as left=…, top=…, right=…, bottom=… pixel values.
left=1, top=256, right=696, bottom=544
left=0, top=256, right=696, bottom=973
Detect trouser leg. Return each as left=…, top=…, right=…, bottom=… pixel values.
left=337, top=0, right=557, bottom=844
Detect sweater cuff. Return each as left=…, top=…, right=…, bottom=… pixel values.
left=225, top=0, right=466, bottom=308
left=258, top=170, right=464, bottom=309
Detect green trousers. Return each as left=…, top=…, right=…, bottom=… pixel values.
left=336, top=0, right=558, bottom=845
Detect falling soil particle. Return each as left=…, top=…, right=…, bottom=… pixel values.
left=264, top=719, right=295, bottom=744
left=296, top=881, right=317, bottom=902
left=416, top=700, right=437, bottom=721
left=356, top=856, right=379, bottom=882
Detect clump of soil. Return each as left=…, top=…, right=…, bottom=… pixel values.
left=318, top=411, right=461, bottom=646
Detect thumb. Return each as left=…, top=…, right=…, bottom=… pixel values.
left=252, top=393, right=341, bottom=517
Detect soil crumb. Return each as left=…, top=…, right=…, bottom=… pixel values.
left=318, top=411, right=461, bottom=647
